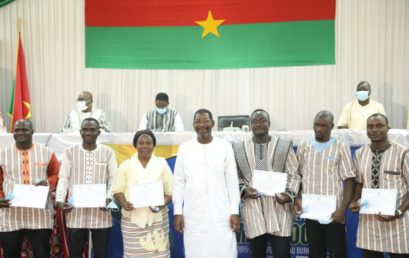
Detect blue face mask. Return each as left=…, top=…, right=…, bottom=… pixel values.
left=356, top=91, right=369, bottom=101
left=156, top=107, right=167, bottom=115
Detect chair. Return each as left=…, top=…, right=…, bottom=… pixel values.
left=217, top=115, right=250, bottom=131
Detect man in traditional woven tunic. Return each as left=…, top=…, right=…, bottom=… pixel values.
left=295, top=111, right=356, bottom=258
left=349, top=113, right=409, bottom=258
left=62, top=91, right=111, bottom=133
left=138, top=92, right=184, bottom=132
left=232, top=109, right=300, bottom=258
left=0, top=119, right=60, bottom=258
left=56, top=118, right=117, bottom=258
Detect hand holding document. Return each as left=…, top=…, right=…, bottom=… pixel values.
left=300, top=194, right=336, bottom=224
left=128, top=181, right=164, bottom=208
left=11, top=184, right=49, bottom=208
left=252, top=170, right=287, bottom=196
left=360, top=188, right=397, bottom=216
left=72, top=184, right=106, bottom=208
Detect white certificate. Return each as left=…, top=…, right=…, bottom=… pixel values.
left=11, top=184, right=49, bottom=208
left=360, top=188, right=397, bottom=216
left=128, top=181, right=164, bottom=208
left=300, top=194, right=337, bottom=222
left=252, top=170, right=287, bottom=196
left=72, top=184, right=106, bottom=208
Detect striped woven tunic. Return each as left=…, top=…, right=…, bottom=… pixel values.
left=297, top=137, right=356, bottom=210
left=355, top=143, right=409, bottom=253
left=0, top=144, right=60, bottom=231
left=233, top=137, right=300, bottom=238
left=56, top=144, right=117, bottom=229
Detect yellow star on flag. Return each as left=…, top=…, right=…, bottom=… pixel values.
left=195, top=10, right=225, bottom=38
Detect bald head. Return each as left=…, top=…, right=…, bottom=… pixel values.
left=78, top=91, right=93, bottom=102
left=313, top=111, right=334, bottom=142
left=77, top=91, right=93, bottom=112
left=367, top=113, right=389, bottom=127
left=250, top=109, right=271, bottom=124
left=314, top=110, right=334, bottom=124
left=13, top=119, right=34, bottom=149
left=356, top=81, right=371, bottom=92
left=14, top=119, right=33, bottom=131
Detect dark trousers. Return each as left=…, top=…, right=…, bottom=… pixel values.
left=361, top=249, right=409, bottom=258
left=250, top=233, right=291, bottom=258
left=68, top=228, right=111, bottom=258
left=0, top=229, right=52, bottom=258
left=305, top=219, right=347, bottom=258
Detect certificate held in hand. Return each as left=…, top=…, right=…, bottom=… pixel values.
left=300, top=194, right=337, bottom=223
left=252, top=170, right=287, bottom=196
left=72, top=184, right=107, bottom=208
left=11, top=184, right=50, bottom=209
left=360, top=188, right=397, bottom=216
left=128, top=181, right=164, bottom=208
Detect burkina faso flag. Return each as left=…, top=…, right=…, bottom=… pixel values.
left=85, top=0, right=335, bottom=69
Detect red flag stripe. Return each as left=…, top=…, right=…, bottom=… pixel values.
left=86, top=0, right=335, bottom=27
left=10, top=33, right=31, bottom=132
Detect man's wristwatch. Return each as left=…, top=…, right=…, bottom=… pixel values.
left=396, top=209, right=404, bottom=218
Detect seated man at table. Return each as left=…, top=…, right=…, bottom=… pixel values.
left=294, top=111, right=356, bottom=258
left=337, top=81, right=386, bottom=129
left=232, top=109, right=300, bottom=258
left=56, top=118, right=117, bottom=258
left=0, top=119, right=60, bottom=258
left=138, top=92, right=184, bottom=132
left=349, top=113, right=409, bottom=258
left=62, top=90, right=111, bottom=133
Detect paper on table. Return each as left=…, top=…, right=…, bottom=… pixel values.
left=128, top=181, right=164, bottom=208
left=252, top=170, right=287, bottom=196
left=360, top=188, right=397, bottom=216
left=11, top=184, right=49, bottom=208
left=72, top=184, right=107, bottom=208
left=300, top=194, right=337, bottom=223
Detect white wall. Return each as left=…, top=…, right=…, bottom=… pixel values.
left=0, top=0, right=408, bottom=132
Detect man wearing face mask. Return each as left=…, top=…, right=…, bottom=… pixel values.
left=61, top=91, right=111, bottom=133
left=337, top=81, right=386, bottom=129
left=138, top=92, right=184, bottom=132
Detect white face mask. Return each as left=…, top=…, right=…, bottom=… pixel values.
left=77, top=100, right=88, bottom=111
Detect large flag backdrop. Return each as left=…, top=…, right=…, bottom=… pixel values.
left=85, top=0, right=335, bottom=69
left=8, top=32, right=31, bottom=132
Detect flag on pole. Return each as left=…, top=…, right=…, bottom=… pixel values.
left=85, top=0, right=335, bottom=69
left=8, top=32, right=31, bottom=132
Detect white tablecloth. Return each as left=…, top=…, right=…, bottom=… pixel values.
left=1, top=129, right=409, bottom=159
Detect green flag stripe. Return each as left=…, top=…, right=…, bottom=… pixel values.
left=86, top=20, right=334, bottom=69
left=8, top=80, right=15, bottom=117
left=0, top=0, right=15, bottom=8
